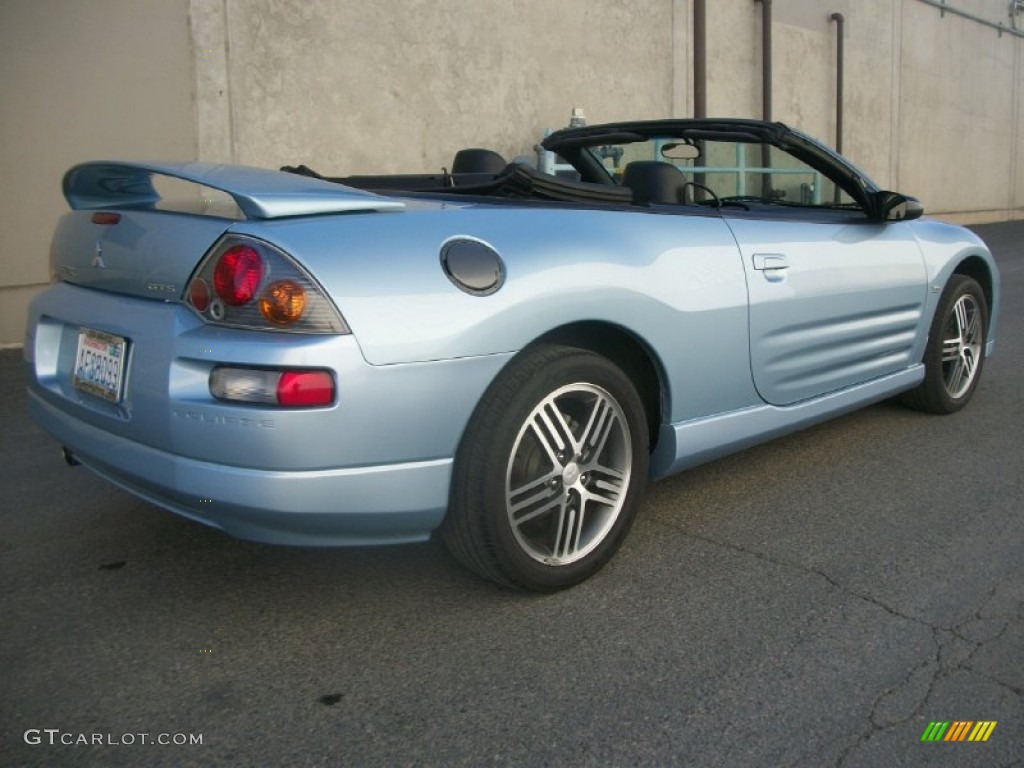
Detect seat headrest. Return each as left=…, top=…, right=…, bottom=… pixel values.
left=621, top=161, right=686, bottom=205
left=452, top=148, right=508, bottom=175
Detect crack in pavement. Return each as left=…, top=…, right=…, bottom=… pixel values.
left=648, top=516, right=1022, bottom=767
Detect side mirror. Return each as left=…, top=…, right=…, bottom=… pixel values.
left=873, top=191, right=924, bottom=221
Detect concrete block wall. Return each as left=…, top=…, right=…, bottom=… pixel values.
left=1, top=0, right=1021, bottom=345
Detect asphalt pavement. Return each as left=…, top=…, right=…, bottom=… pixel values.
left=2, top=222, right=1022, bottom=767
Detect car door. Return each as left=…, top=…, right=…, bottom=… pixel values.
left=725, top=213, right=928, bottom=406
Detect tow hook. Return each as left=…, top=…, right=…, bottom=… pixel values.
left=61, top=447, right=79, bottom=466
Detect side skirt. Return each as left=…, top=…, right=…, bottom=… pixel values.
left=650, top=365, right=925, bottom=479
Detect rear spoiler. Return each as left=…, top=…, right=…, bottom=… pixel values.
left=63, top=161, right=405, bottom=219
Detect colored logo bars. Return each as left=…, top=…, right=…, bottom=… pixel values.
left=920, top=721, right=997, bottom=742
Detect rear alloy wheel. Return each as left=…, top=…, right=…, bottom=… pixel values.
left=441, top=344, right=649, bottom=590
left=902, top=274, right=988, bottom=414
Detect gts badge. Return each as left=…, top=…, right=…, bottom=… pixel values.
left=147, top=282, right=179, bottom=295
left=173, top=409, right=276, bottom=429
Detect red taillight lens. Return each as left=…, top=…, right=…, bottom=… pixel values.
left=189, top=278, right=211, bottom=311
left=277, top=371, right=334, bottom=406
left=213, top=245, right=263, bottom=306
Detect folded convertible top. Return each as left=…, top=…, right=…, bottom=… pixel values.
left=494, top=163, right=633, bottom=204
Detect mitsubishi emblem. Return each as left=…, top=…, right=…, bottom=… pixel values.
left=91, top=242, right=107, bottom=269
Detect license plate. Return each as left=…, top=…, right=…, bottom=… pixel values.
left=73, top=328, right=128, bottom=402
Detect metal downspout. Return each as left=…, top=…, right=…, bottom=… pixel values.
left=694, top=0, right=707, bottom=118
left=692, top=0, right=708, bottom=200
left=831, top=13, right=845, bottom=154
left=755, top=0, right=773, bottom=198
left=754, top=0, right=773, bottom=121
left=831, top=12, right=845, bottom=204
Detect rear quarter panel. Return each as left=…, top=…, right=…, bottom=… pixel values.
left=230, top=203, right=757, bottom=424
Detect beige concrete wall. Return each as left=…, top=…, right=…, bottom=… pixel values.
left=704, top=0, right=762, bottom=119
left=898, top=0, right=1020, bottom=217
left=698, top=0, right=1023, bottom=219
left=197, top=0, right=678, bottom=174
left=0, top=0, right=195, bottom=346
left=830, top=0, right=899, bottom=188
left=1, top=0, right=1021, bottom=346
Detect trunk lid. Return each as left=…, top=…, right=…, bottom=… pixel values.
left=53, top=161, right=405, bottom=301
left=51, top=210, right=231, bottom=300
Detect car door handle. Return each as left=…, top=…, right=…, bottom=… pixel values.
left=752, top=253, right=788, bottom=283
left=752, top=254, right=788, bottom=271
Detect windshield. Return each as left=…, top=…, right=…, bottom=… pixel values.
left=584, top=137, right=860, bottom=209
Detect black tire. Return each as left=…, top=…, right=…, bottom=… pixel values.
left=441, top=344, right=649, bottom=591
left=902, top=274, right=988, bottom=414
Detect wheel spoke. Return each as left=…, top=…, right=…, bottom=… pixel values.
left=529, top=416, right=564, bottom=467
left=941, top=337, right=960, bottom=362
left=578, top=395, right=608, bottom=453
left=552, top=497, right=585, bottom=560
left=959, top=349, right=977, bottom=385
left=513, top=494, right=564, bottom=528
left=536, top=402, right=574, bottom=459
left=946, top=357, right=965, bottom=393
left=586, top=462, right=625, bottom=485
left=580, top=396, right=617, bottom=461
left=954, top=298, right=969, bottom=339
left=964, top=306, right=981, bottom=342
left=508, top=470, right=561, bottom=519
left=584, top=484, right=623, bottom=510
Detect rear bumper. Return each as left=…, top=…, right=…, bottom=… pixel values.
left=25, top=282, right=515, bottom=545
left=30, top=389, right=452, bottom=545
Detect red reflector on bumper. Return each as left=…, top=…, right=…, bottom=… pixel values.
left=91, top=212, right=121, bottom=225
left=277, top=371, right=335, bottom=406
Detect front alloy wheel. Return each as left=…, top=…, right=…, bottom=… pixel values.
left=902, top=274, right=988, bottom=414
left=442, top=344, right=649, bottom=590
left=939, top=292, right=983, bottom=399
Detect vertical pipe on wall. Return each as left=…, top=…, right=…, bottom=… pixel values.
left=755, top=0, right=773, bottom=199
left=831, top=13, right=845, bottom=154
left=693, top=0, right=708, bottom=202
left=755, top=0, right=773, bottom=122
left=831, top=12, right=845, bottom=205
left=693, top=0, right=707, bottom=118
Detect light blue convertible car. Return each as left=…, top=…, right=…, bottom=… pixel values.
left=25, top=119, right=999, bottom=590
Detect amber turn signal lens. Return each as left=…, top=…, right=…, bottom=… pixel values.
left=259, top=280, right=306, bottom=326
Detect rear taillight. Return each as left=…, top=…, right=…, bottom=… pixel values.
left=213, top=245, right=263, bottom=306
left=185, top=235, right=347, bottom=334
left=210, top=367, right=335, bottom=407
